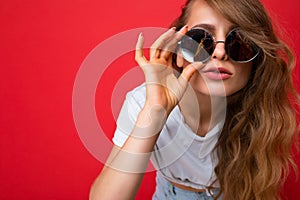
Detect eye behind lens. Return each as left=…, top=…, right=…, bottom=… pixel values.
left=225, top=30, right=260, bottom=62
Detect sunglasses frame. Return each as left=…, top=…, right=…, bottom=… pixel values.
left=178, top=27, right=260, bottom=63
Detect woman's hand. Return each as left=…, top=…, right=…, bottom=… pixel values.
left=135, top=26, right=203, bottom=114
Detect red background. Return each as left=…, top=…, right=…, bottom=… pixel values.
left=0, top=0, right=299, bottom=199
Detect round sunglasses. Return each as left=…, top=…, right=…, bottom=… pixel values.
left=178, top=28, right=260, bottom=63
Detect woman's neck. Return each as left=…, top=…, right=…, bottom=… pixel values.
left=178, top=86, right=226, bottom=137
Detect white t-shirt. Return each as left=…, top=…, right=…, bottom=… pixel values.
left=113, top=83, right=223, bottom=189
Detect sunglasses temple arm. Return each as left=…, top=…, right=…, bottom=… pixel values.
left=195, top=39, right=204, bottom=57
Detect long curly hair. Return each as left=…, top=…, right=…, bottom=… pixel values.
left=170, top=0, right=299, bottom=199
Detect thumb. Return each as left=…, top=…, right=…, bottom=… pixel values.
left=178, top=62, right=203, bottom=87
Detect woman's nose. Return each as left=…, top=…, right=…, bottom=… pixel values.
left=211, top=41, right=229, bottom=61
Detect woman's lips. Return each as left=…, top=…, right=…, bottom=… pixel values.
left=202, top=67, right=233, bottom=80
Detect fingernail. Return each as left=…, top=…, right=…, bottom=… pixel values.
left=139, top=32, right=143, bottom=39
left=193, top=62, right=204, bottom=70
left=170, top=27, right=176, bottom=31
left=181, top=25, right=188, bottom=30
left=194, top=61, right=203, bottom=65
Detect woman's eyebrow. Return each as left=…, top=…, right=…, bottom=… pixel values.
left=191, top=24, right=215, bottom=32
left=191, top=24, right=238, bottom=33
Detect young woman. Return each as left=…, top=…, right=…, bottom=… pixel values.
left=90, top=0, right=299, bottom=199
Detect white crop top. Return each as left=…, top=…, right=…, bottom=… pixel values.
left=112, top=83, right=223, bottom=189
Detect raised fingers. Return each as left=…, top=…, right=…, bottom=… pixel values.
left=159, top=25, right=189, bottom=60
left=135, top=33, right=148, bottom=66
left=150, top=27, right=176, bottom=60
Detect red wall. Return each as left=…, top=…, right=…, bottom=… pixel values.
left=0, top=0, right=299, bottom=199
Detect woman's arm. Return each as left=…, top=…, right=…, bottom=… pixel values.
left=89, top=26, right=203, bottom=200
left=89, top=105, right=166, bottom=200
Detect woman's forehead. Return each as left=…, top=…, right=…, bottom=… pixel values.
left=187, top=0, right=234, bottom=32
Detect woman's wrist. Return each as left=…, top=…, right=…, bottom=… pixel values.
left=130, top=103, right=168, bottom=139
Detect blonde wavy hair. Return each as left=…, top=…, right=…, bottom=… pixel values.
left=170, top=0, right=299, bottom=199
